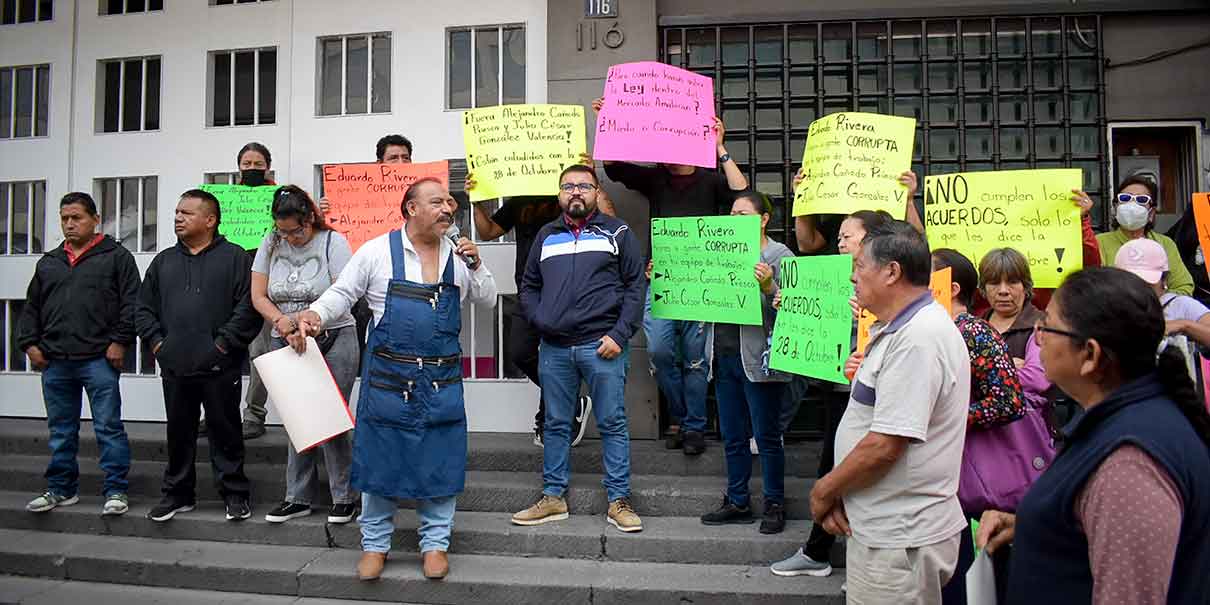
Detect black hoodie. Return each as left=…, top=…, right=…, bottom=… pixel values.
left=136, top=235, right=261, bottom=377
left=17, top=235, right=141, bottom=360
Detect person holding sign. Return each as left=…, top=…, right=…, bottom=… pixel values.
left=810, top=221, right=970, bottom=604
left=249, top=186, right=359, bottom=526
left=136, top=189, right=263, bottom=523
left=292, top=178, right=497, bottom=581
left=793, top=169, right=917, bottom=254
left=1096, top=175, right=1195, bottom=297
left=233, top=141, right=277, bottom=441
left=512, top=165, right=646, bottom=533
left=698, top=191, right=794, bottom=534
left=593, top=97, right=747, bottom=455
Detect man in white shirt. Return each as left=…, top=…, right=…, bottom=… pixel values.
left=294, top=178, right=496, bottom=582
left=809, top=221, right=970, bottom=604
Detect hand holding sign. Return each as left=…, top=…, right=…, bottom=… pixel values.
left=651, top=215, right=762, bottom=325
left=593, top=61, right=717, bottom=168
left=462, top=104, right=587, bottom=201
left=792, top=112, right=916, bottom=219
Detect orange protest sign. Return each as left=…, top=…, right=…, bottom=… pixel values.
left=321, top=161, right=450, bottom=251
left=1191, top=193, right=1210, bottom=283
left=856, top=267, right=953, bottom=352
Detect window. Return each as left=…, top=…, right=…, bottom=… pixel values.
left=212, top=0, right=273, bottom=4
left=317, top=33, right=390, bottom=116
left=447, top=25, right=525, bottom=109
left=100, top=0, right=162, bottom=15
left=209, top=47, right=276, bottom=126
left=3, top=299, right=27, bottom=371
left=1, top=65, right=50, bottom=138
left=96, top=56, right=161, bottom=132
left=94, top=176, right=157, bottom=252
left=1, top=0, right=51, bottom=23
left=204, top=170, right=275, bottom=185
left=0, top=180, right=46, bottom=254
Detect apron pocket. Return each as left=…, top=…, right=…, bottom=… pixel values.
left=363, top=371, right=421, bottom=429
left=420, top=374, right=465, bottom=427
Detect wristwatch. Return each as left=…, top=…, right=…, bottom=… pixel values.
left=718, top=153, right=732, bottom=164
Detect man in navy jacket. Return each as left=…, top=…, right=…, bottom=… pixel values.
left=512, top=165, right=647, bottom=533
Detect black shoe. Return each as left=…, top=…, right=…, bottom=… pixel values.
left=265, top=501, right=311, bottom=523
left=225, top=495, right=252, bottom=521
left=664, top=432, right=683, bottom=450
left=700, top=497, right=755, bottom=525
left=760, top=502, right=786, bottom=534
left=328, top=503, right=358, bottom=524
left=683, top=431, right=706, bottom=456
left=533, top=428, right=544, bottom=449
left=148, top=497, right=195, bottom=522
left=242, top=421, right=266, bottom=440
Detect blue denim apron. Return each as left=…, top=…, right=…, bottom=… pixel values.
left=350, top=230, right=467, bottom=500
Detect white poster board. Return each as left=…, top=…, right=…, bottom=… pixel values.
left=253, top=337, right=354, bottom=452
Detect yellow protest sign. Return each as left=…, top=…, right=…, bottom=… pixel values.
left=792, top=112, right=916, bottom=219
left=856, top=268, right=954, bottom=352
left=462, top=104, right=587, bottom=201
left=923, top=169, right=1082, bottom=289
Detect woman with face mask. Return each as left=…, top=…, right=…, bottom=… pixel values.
left=1095, top=176, right=1194, bottom=296
left=237, top=142, right=275, bottom=187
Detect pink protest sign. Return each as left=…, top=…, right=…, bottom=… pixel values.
left=593, top=61, right=717, bottom=168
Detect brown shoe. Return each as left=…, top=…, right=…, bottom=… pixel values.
left=607, top=497, right=643, bottom=533
left=510, top=494, right=569, bottom=526
left=357, top=551, right=387, bottom=581
left=422, top=550, right=449, bottom=580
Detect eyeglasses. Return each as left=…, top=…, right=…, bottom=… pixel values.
left=275, top=224, right=307, bottom=238
left=1117, top=193, right=1153, bottom=206
left=559, top=183, right=598, bottom=193
left=1033, top=319, right=1084, bottom=344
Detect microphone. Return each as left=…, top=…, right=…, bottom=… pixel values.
left=445, top=224, right=478, bottom=268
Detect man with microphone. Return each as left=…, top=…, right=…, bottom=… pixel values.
left=291, top=177, right=497, bottom=581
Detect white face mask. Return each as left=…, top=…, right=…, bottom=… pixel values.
left=1116, top=202, right=1150, bottom=231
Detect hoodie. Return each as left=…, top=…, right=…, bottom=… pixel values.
left=135, top=235, right=262, bottom=377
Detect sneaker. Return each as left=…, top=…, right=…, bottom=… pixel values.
left=102, top=493, right=129, bottom=516
left=265, top=501, right=311, bottom=523
left=532, top=428, right=544, bottom=449
left=700, top=497, right=756, bottom=525
left=607, top=498, right=643, bottom=533
left=328, top=503, right=358, bottom=524
left=770, top=547, right=833, bottom=577
left=25, top=491, right=79, bottom=513
left=683, top=431, right=706, bottom=456
left=148, top=497, right=195, bottom=522
left=511, top=494, right=569, bottom=526
left=760, top=502, right=786, bottom=534
left=225, top=495, right=252, bottom=521
left=570, top=395, right=592, bottom=447
left=242, top=421, right=266, bottom=440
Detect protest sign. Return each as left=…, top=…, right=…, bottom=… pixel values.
left=198, top=184, right=277, bottom=250
left=856, top=267, right=954, bottom=352
left=769, top=255, right=853, bottom=383
left=320, top=161, right=449, bottom=251
left=650, top=214, right=762, bottom=325
left=923, top=169, right=1082, bottom=289
left=254, top=337, right=354, bottom=453
left=463, top=104, right=587, bottom=201
left=593, top=61, right=717, bottom=168
left=1190, top=193, right=1210, bottom=283
left=791, top=112, right=916, bottom=219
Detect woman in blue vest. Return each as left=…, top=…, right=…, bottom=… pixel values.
left=977, top=266, right=1210, bottom=604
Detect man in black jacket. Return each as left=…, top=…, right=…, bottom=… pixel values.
left=136, top=189, right=262, bottom=522
left=18, top=192, right=140, bottom=516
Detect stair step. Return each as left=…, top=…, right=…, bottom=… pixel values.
left=0, top=491, right=840, bottom=567
left=0, top=419, right=822, bottom=477
left=0, top=454, right=817, bottom=518
left=0, top=528, right=844, bottom=604
left=0, top=575, right=396, bottom=605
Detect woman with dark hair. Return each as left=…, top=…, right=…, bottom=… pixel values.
left=979, top=248, right=1053, bottom=408
left=977, top=266, right=1210, bottom=604
left=249, top=185, right=360, bottom=525
left=237, top=142, right=274, bottom=187
left=1095, top=175, right=1194, bottom=296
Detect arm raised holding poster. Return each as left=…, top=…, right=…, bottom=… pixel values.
left=792, top=112, right=916, bottom=219
left=593, top=61, right=718, bottom=168
left=462, top=104, right=587, bottom=201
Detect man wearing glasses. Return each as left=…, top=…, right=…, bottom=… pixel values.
left=512, top=165, right=647, bottom=533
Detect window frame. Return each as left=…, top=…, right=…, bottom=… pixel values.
left=1, top=0, right=52, bottom=24
left=207, top=46, right=277, bottom=128
left=444, top=23, right=527, bottom=111
left=93, top=175, right=158, bottom=253
left=315, top=31, right=391, bottom=117
left=95, top=55, right=161, bottom=134
left=99, top=0, right=164, bottom=16
left=0, top=64, right=51, bottom=139
left=0, top=179, right=46, bottom=255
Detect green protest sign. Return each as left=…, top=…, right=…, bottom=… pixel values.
left=650, top=214, right=762, bottom=325
left=769, top=255, right=854, bottom=384
left=199, top=184, right=278, bottom=250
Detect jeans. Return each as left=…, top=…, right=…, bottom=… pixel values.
left=271, top=327, right=358, bottom=505
left=539, top=340, right=631, bottom=502
left=242, top=321, right=272, bottom=425
left=644, top=296, right=707, bottom=434
left=714, top=354, right=785, bottom=507
left=41, top=357, right=130, bottom=497
left=360, top=492, right=457, bottom=553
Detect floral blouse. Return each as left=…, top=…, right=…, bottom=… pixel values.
left=955, top=312, right=1027, bottom=429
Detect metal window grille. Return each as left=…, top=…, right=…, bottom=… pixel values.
left=100, top=0, right=163, bottom=15
left=317, top=33, right=391, bottom=116
left=93, top=176, right=157, bottom=252
left=1, top=0, right=51, bottom=24
left=446, top=25, right=527, bottom=110
left=0, top=64, right=51, bottom=138
left=660, top=15, right=1108, bottom=241
left=97, top=56, right=161, bottom=133
left=0, top=180, right=46, bottom=254
left=209, top=47, right=277, bottom=127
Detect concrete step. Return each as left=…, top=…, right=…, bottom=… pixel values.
left=0, top=419, right=823, bottom=478
left=0, top=491, right=844, bottom=568
left=0, top=454, right=817, bottom=518
left=0, top=575, right=403, bottom=605
left=0, top=528, right=845, bottom=604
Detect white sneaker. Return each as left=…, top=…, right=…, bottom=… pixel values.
left=26, top=491, right=78, bottom=513
left=570, top=395, right=592, bottom=447
left=749, top=437, right=759, bottom=455
left=102, top=493, right=129, bottom=516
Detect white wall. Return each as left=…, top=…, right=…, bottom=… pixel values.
left=0, top=0, right=546, bottom=429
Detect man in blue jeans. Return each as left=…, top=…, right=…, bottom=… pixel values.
left=18, top=192, right=140, bottom=516
left=512, top=164, right=647, bottom=532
